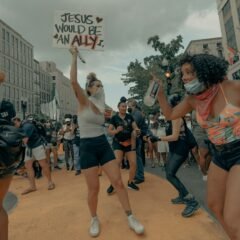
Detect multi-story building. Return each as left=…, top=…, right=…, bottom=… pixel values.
left=185, top=37, right=224, bottom=58
left=217, top=0, right=240, bottom=79
left=0, top=19, right=76, bottom=120
left=40, top=61, right=78, bottom=121
left=0, top=19, right=35, bottom=117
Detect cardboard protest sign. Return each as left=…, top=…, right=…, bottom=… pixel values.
left=53, top=11, right=104, bottom=51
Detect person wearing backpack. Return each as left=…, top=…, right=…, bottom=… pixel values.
left=0, top=71, right=25, bottom=240
left=21, top=115, right=55, bottom=195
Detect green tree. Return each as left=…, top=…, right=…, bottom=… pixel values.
left=122, top=35, right=185, bottom=112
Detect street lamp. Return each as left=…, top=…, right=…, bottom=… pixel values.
left=165, top=70, right=172, bottom=95
left=161, top=57, right=172, bottom=95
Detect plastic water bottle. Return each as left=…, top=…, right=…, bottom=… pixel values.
left=144, top=80, right=160, bottom=107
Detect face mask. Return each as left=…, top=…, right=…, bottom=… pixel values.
left=184, top=78, right=206, bottom=95
left=89, top=88, right=105, bottom=113
left=127, top=108, right=132, bottom=113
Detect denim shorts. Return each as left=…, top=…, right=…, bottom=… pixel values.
left=209, top=140, right=240, bottom=171
left=80, top=134, right=115, bottom=170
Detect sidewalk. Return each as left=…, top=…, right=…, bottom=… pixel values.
left=8, top=168, right=228, bottom=240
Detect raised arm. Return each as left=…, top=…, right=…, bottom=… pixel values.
left=150, top=74, right=193, bottom=120
left=69, top=46, right=89, bottom=107
left=160, top=119, right=182, bottom=142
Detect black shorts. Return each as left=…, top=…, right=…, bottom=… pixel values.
left=112, top=139, right=133, bottom=153
left=80, top=134, right=115, bottom=170
left=209, top=140, right=240, bottom=171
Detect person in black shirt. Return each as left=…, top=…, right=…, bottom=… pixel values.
left=21, top=116, right=55, bottom=195
left=107, top=97, right=141, bottom=193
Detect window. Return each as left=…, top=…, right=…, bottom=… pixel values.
left=223, top=0, right=231, bottom=17
left=2, top=28, right=5, bottom=40
left=225, top=17, right=238, bottom=50
left=216, top=42, right=222, bottom=48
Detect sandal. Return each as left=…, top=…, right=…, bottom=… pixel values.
left=48, top=183, right=55, bottom=190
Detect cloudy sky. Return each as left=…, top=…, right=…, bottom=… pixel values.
left=0, top=0, right=221, bottom=110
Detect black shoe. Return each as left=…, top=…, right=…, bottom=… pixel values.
left=54, top=165, right=62, bottom=170
left=71, top=166, right=74, bottom=171
left=182, top=201, right=200, bottom=217
left=35, top=172, right=42, bottom=179
left=75, top=170, right=81, bottom=175
left=107, top=185, right=115, bottom=195
left=128, top=181, right=139, bottom=191
left=134, top=179, right=144, bottom=185
left=171, top=196, right=187, bottom=204
left=66, top=164, right=70, bottom=171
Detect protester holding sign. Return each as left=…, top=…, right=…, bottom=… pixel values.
left=69, top=46, right=144, bottom=237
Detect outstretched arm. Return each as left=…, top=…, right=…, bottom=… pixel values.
left=150, top=73, right=193, bottom=119
left=69, top=46, right=89, bottom=107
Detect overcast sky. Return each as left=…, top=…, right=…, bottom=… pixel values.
left=0, top=0, right=221, bottom=110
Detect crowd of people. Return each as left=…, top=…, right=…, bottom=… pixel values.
left=1, top=48, right=240, bottom=240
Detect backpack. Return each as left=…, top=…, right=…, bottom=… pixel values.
left=34, top=122, right=46, bottom=138
left=0, top=125, right=26, bottom=176
left=0, top=100, right=16, bottom=124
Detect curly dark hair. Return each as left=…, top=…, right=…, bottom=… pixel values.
left=179, top=54, right=229, bottom=88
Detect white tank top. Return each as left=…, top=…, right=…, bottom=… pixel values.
left=78, top=106, right=105, bottom=138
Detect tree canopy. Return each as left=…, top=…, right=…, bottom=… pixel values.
left=121, top=35, right=185, bottom=112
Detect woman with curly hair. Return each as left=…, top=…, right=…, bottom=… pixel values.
left=69, top=46, right=144, bottom=237
left=153, top=53, right=240, bottom=239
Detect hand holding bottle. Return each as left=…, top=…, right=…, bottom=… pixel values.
left=144, top=72, right=163, bottom=107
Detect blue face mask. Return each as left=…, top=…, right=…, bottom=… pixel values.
left=184, top=78, right=206, bottom=95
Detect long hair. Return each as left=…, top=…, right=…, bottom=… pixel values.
left=179, top=54, right=229, bottom=88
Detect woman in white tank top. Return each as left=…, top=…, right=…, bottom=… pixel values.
left=69, top=46, right=144, bottom=237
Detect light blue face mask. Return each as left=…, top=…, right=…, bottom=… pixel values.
left=184, top=78, right=206, bottom=95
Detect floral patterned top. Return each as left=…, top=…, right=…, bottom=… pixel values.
left=196, top=85, right=240, bottom=145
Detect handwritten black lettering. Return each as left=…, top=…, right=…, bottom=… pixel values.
left=56, top=34, right=70, bottom=44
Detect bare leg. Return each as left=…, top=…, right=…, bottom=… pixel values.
left=0, top=175, right=12, bottom=240
left=45, top=148, right=51, bottom=166
left=126, top=151, right=136, bottom=183
left=82, top=167, right=100, bottom=217
left=38, top=159, right=54, bottom=187
left=22, top=160, right=37, bottom=194
left=52, top=148, right=58, bottom=167
left=207, top=162, right=233, bottom=238
left=103, top=160, right=131, bottom=212
left=223, top=165, right=240, bottom=239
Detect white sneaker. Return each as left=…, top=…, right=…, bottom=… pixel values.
left=127, top=215, right=144, bottom=235
left=89, top=216, right=100, bottom=237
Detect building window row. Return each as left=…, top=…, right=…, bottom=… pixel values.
left=1, top=28, right=32, bottom=67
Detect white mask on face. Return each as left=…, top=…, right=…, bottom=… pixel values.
left=184, top=78, right=206, bottom=95
left=89, top=87, right=105, bottom=113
